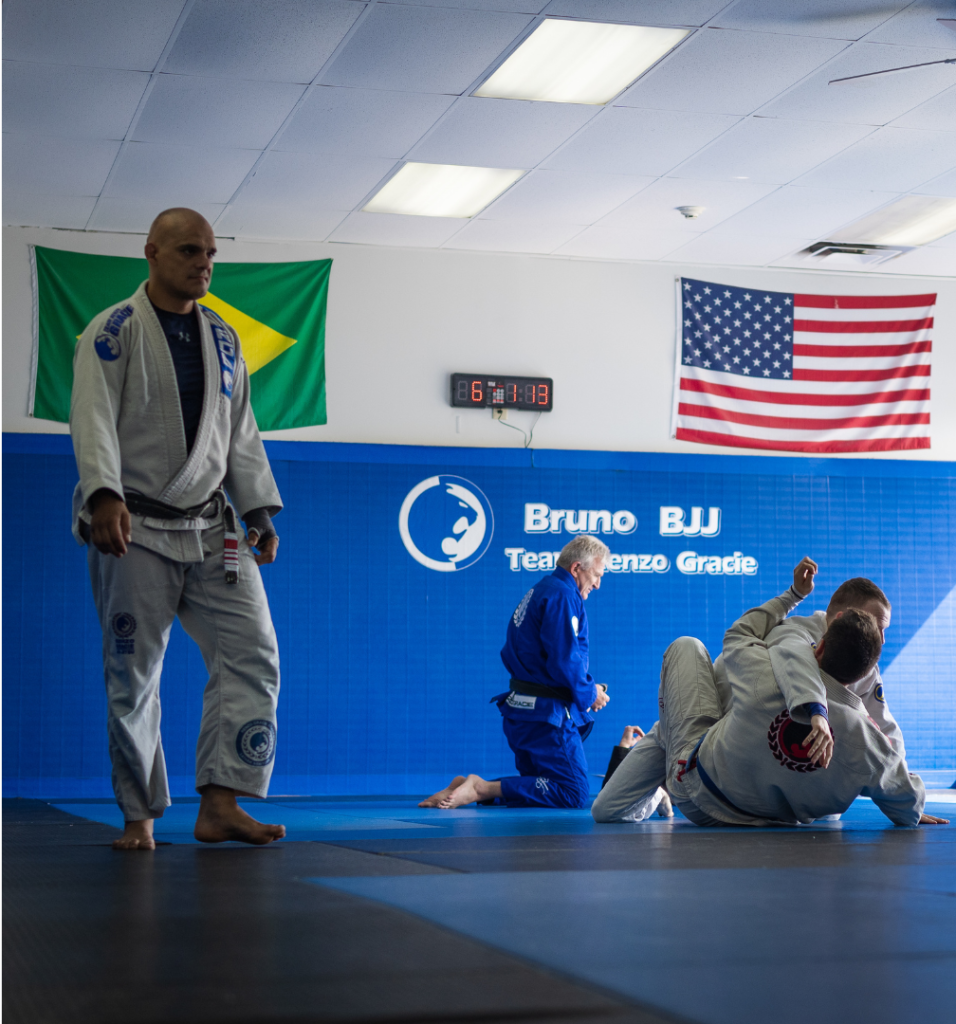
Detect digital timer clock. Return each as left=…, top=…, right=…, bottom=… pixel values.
left=451, top=374, right=553, bottom=412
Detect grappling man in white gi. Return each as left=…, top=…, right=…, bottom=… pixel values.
left=71, top=208, right=286, bottom=849
left=593, top=558, right=949, bottom=828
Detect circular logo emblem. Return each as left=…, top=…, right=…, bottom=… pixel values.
left=111, top=612, right=137, bottom=638
left=94, top=333, right=121, bottom=361
left=767, top=711, right=820, bottom=773
left=398, top=475, right=494, bottom=572
left=236, top=720, right=277, bottom=767
left=874, top=683, right=886, bottom=704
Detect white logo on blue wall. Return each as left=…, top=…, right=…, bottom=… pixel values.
left=399, top=475, right=494, bottom=572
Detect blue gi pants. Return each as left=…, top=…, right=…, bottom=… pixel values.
left=498, top=716, right=590, bottom=809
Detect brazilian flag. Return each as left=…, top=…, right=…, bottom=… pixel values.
left=30, top=245, right=330, bottom=431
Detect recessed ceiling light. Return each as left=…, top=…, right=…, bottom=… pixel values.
left=832, top=195, right=956, bottom=247
left=474, top=19, right=690, bottom=105
left=363, top=163, right=526, bottom=218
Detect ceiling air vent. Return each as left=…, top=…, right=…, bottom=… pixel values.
left=795, top=241, right=913, bottom=268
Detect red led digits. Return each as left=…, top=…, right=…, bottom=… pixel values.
left=538, top=383, right=549, bottom=406
left=471, top=380, right=482, bottom=403
left=451, top=374, right=552, bottom=411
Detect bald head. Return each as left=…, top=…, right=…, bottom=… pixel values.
left=144, top=208, right=217, bottom=313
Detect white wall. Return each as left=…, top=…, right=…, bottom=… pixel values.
left=4, top=225, right=955, bottom=460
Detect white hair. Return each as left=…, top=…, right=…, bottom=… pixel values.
left=557, top=535, right=610, bottom=571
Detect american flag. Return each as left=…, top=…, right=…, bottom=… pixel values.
left=672, top=277, right=934, bottom=453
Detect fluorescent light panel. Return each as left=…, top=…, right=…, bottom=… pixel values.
left=832, top=195, right=956, bottom=247
left=363, top=162, right=524, bottom=218
left=475, top=19, right=690, bottom=105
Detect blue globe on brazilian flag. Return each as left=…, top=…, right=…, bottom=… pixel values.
left=30, top=246, right=330, bottom=431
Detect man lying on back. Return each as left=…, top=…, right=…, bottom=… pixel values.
left=592, top=559, right=948, bottom=828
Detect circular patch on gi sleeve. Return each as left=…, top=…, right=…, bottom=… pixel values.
left=111, top=612, right=137, bottom=637
left=874, top=683, right=886, bottom=704
left=94, top=333, right=121, bottom=361
left=236, top=719, right=277, bottom=766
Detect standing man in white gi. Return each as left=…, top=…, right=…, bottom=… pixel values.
left=71, top=208, right=286, bottom=850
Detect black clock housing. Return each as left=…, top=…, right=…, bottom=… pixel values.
left=451, top=374, right=553, bottom=411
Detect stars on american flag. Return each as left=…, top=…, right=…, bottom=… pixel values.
left=682, top=279, right=793, bottom=380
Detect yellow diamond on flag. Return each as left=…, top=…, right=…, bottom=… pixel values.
left=200, top=292, right=297, bottom=375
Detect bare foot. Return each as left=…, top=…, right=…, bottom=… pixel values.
left=656, top=788, right=674, bottom=818
left=113, top=819, right=156, bottom=850
left=194, top=785, right=285, bottom=845
left=419, top=776, right=466, bottom=808
left=438, top=774, right=501, bottom=809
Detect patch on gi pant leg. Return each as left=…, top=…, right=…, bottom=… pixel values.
left=112, top=611, right=137, bottom=654
left=236, top=720, right=277, bottom=766
left=768, top=711, right=820, bottom=773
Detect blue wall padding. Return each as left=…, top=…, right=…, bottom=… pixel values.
left=3, top=434, right=954, bottom=798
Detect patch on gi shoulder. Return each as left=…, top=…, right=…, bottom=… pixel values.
left=506, top=692, right=537, bottom=710
left=236, top=719, right=277, bottom=766
left=513, top=589, right=534, bottom=628
left=767, top=711, right=820, bottom=773
left=95, top=333, right=121, bottom=361
left=874, top=683, right=886, bottom=704
left=571, top=615, right=579, bottom=636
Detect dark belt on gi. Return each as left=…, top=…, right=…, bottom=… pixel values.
left=123, top=488, right=241, bottom=585
left=678, top=732, right=787, bottom=823
left=508, top=677, right=574, bottom=703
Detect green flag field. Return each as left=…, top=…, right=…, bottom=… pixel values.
left=30, top=245, right=330, bottom=431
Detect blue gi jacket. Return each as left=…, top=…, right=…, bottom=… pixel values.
left=498, top=567, right=599, bottom=728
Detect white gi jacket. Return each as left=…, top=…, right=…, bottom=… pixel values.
left=690, top=589, right=924, bottom=827
left=763, top=610, right=905, bottom=758
left=70, top=282, right=282, bottom=562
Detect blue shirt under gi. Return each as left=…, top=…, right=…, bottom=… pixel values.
left=498, top=567, right=599, bottom=729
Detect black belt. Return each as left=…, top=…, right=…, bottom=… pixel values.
left=508, top=677, right=573, bottom=703
left=123, top=489, right=225, bottom=521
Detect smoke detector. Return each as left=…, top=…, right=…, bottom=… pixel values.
left=676, top=206, right=704, bottom=219
left=795, top=241, right=912, bottom=268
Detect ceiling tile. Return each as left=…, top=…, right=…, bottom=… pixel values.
left=2, top=194, right=98, bottom=229
left=2, top=61, right=149, bottom=139
left=890, top=86, right=956, bottom=131
left=277, top=87, right=454, bottom=157
left=617, top=28, right=846, bottom=115
left=711, top=1, right=909, bottom=40
left=215, top=204, right=348, bottom=240
left=542, top=1, right=729, bottom=27
left=102, top=143, right=260, bottom=203
left=864, top=1, right=956, bottom=48
left=133, top=75, right=306, bottom=147
left=925, top=227, right=956, bottom=247
left=408, top=98, right=597, bottom=168
left=482, top=169, right=654, bottom=222
left=555, top=223, right=702, bottom=260
left=913, top=168, right=956, bottom=197
left=386, top=0, right=547, bottom=11
left=443, top=218, right=585, bottom=252
left=884, top=245, right=956, bottom=275
left=328, top=211, right=466, bottom=246
left=238, top=150, right=397, bottom=208
left=663, top=230, right=813, bottom=265
left=671, top=117, right=873, bottom=183
left=545, top=107, right=740, bottom=176
left=795, top=127, right=956, bottom=192
left=2, top=135, right=121, bottom=196
left=759, top=42, right=956, bottom=125
left=321, top=4, right=532, bottom=93
left=2, top=0, right=183, bottom=71
left=87, top=198, right=226, bottom=233
left=597, top=176, right=780, bottom=232
left=164, top=0, right=363, bottom=83
left=714, top=185, right=899, bottom=238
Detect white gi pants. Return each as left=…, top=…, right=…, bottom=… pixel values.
left=592, top=637, right=721, bottom=826
left=88, top=523, right=280, bottom=821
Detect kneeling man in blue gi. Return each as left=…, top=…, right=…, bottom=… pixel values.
left=420, top=536, right=611, bottom=810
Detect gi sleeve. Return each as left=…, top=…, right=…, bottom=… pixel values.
left=221, top=339, right=282, bottom=518
left=538, top=593, right=598, bottom=713
left=859, top=670, right=906, bottom=760
left=70, top=312, right=129, bottom=509
left=863, top=765, right=924, bottom=827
